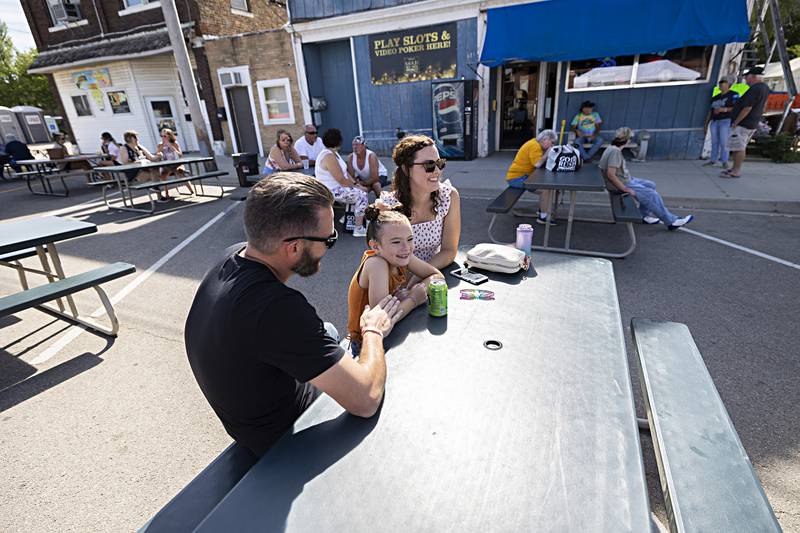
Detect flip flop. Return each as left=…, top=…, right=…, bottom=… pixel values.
left=719, top=170, right=741, bottom=178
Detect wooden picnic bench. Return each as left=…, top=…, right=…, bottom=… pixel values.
left=487, top=165, right=640, bottom=258
left=631, top=318, right=781, bottom=532
left=567, top=130, right=650, bottom=161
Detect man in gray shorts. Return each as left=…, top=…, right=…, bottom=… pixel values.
left=722, top=67, right=769, bottom=178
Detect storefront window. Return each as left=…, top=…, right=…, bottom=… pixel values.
left=566, top=46, right=714, bottom=91
left=635, top=46, right=712, bottom=85
left=567, top=56, right=636, bottom=90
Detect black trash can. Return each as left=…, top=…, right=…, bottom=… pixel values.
left=232, top=152, right=259, bottom=187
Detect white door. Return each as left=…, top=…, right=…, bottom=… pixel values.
left=144, top=96, right=185, bottom=149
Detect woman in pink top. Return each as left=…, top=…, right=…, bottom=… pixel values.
left=379, top=135, right=461, bottom=270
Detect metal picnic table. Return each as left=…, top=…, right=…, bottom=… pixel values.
left=194, top=252, right=653, bottom=532
left=0, top=216, right=135, bottom=336
left=93, top=156, right=222, bottom=214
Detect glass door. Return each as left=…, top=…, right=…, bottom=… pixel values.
left=145, top=97, right=183, bottom=147
left=500, top=64, right=538, bottom=149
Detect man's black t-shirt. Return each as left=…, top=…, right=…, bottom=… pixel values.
left=732, top=82, right=770, bottom=129
left=185, top=244, right=344, bottom=456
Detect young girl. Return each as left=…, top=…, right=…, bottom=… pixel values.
left=156, top=128, right=191, bottom=202
left=347, top=204, right=443, bottom=355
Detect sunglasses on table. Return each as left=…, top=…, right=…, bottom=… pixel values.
left=283, top=228, right=338, bottom=249
left=412, top=158, right=446, bottom=173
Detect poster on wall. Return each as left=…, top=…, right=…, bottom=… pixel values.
left=72, top=68, right=112, bottom=111
left=369, top=23, right=457, bottom=85
left=107, top=90, right=130, bottom=114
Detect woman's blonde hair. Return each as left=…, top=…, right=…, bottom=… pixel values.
left=161, top=128, right=177, bottom=143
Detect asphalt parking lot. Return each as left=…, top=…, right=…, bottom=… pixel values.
left=1, top=172, right=798, bottom=531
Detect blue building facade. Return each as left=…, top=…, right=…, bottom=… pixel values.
left=288, top=0, right=740, bottom=159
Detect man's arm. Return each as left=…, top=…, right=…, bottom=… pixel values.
left=310, top=296, right=401, bottom=417
left=731, top=106, right=752, bottom=128
left=605, top=166, right=634, bottom=196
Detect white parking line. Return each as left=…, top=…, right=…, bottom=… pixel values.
left=679, top=227, right=800, bottom=271
left=29, top=200, right=242, bottom=365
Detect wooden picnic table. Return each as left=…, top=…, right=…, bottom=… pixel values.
left=0, top=216, right=134, bottom=336
left=194, top=252, right=653, bottom=532
left=93, top=156, right=224, bottom=214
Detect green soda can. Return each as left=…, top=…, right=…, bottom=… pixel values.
left=427, top=279, right=448, bottom=317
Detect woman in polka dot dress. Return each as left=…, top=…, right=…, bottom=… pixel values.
left=379, top=135, right=461, bottom=270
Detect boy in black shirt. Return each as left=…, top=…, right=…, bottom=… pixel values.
left=722, top=67, right=770, bottom=178
left=185, top=174, right=402, bottom=456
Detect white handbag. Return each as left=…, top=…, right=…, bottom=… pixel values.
left=545, top=144, right=582, bottom=172
left=464, top=243, right=527, bottom=274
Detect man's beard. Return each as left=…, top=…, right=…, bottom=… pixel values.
left=291, top=246, right=321, bottom=277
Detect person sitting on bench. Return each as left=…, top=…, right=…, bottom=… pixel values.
left=184, top=174, right=402, bottom=457
left=1, top=134, right=33, bottom=172
left=504, top=129, right=557, bottom=225
left=599, top=127, right=694, bottom=230
left=571, top=100, right=604, bottom=162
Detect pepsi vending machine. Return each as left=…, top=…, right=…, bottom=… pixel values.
left=431, top=80, right=479, bottom=160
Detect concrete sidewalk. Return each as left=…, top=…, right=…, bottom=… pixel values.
left=217, top=151, right=800, bottom=213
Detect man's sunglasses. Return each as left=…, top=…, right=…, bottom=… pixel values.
left=306, top=131, right=318, bottom=135
left=283, top=228, right=338, bottom=249
left=412, top=158, right=446, bottom=173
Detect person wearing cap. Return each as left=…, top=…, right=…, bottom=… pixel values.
left=704, top=79, right=738, bottom=169
left=599, top=127, right=694, bottom=230
left=294, top=124, right=325, bottom=167
left=722, top=67, right=770, bottom=178
left=570, top=101, right=603, bottom=161
left=347, top=136, right=388, bottom=196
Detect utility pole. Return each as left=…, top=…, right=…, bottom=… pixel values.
left=161, top=0, right=212, bottom=157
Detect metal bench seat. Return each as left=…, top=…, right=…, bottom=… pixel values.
left=101, top=171, right=227, bottom=214
left=139, top=443, right=257, bottom=533
left=609, top=191, right=643, bottom=223
left=0, top=262, right=135, bottom=336
left=631, top=319, right=781, bottom=533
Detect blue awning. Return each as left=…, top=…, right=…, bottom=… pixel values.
left=480, top=0, right=751, bottom=67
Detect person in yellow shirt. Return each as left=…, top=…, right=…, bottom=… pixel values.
left=505, top=129, right=556, bottom=225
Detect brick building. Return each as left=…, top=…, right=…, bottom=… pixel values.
left=22, top=0, right=305, bottom=156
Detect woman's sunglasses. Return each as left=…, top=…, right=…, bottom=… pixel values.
left=283, top=229, right=338, bottom=249
left=412, top=158, right=446, bottom=173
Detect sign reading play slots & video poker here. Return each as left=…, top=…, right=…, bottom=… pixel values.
left=369, top=23, right=457, bottom=85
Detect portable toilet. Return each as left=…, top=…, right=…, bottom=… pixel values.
left=12, top=105, right=51, bottom=143
left=0, top=106, right=26, bottom=143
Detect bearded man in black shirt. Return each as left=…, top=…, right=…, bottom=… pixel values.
left=185, top=173, right=401, bottom=456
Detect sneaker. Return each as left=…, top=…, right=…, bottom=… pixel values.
left=156, top=196, right=171, bottom=203
left=702, top=160, right=717, bottom=167
left=352, top=225, right=367, bottom=237
left=667, top=215, right=694, bottom=230
left=721, top=161, right=730, bottom=170
left=642, top=216, right=660, bottom=225
left=536, top=216, right=557, bottom=226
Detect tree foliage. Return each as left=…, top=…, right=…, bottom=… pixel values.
left=753, top=1, right=800, bottom=60
left=0, top=22, right=56, bottom=114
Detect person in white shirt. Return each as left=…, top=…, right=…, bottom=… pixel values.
left=346, top=135, right=388, bottom=196
left=99, top=132, right=121, bottom=166
left=315, top=128, right=369, bottom=237
left=294, top=124, right=325, bottom=167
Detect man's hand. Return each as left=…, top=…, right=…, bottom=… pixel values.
left=361, top=295, right=402, bottom=337
left=624, top=187, right=636, bottom=198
